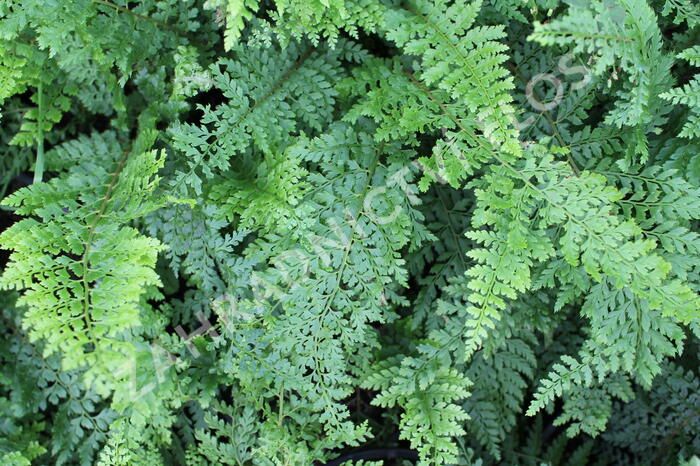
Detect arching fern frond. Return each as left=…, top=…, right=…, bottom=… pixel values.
left=0, top=130, right=165, bottom=395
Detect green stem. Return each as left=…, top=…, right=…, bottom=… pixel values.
left=33, top=84, right=44, bottom=184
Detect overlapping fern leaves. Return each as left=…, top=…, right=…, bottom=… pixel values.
left=0, top=0, right=699, bottom=465
left=0, top=130, right=165, bottom=389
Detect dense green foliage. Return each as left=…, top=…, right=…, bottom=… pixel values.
left=1, top=0, right=700, bottom=464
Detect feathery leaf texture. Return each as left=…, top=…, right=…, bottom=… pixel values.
left=1, top=0, right=699, bottom=464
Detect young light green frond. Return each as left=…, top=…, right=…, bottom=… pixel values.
left=0, top=131, right=165, bottom=395
left=678, top=45, right=700, bottom=67
left=527, top=354, right=596, bottom=416
left=663, top=77, right=700, bottom=109
left=203, top=0, right=261, bottom=50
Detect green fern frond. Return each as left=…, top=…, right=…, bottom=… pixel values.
left=0, top=130, right=165, bottom=395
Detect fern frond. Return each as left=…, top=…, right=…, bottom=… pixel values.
left=661, top=48, right=700, bottom=139
left=204, top=0, right=385, bottom=48
left=465, top=333, right=537, bottom=458
left=678, top=45, right=700, bottom=67
left=384, top=0, right=521, bottom=157
left=363, top=355, right=471, bottom=465
left=661, top=0, right=700, bottom=28
left=169, top=38, right=352, bottom=195
left=605, top=362, right=700, bottom=462
left=0, top=130, right=165, bottom=395
left=529, top=0, right=673, bottom=129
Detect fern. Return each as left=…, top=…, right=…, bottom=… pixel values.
left=530, top=0, right=674, bottom=132
left=203, top=0, right=385, bottom=49
left=662, top=0, right=700, bottom=28
left=464, top=329, right=537, bottom=458
left=362, top=356, right=471, bottom=464
left=1, top=1, right=700, bottom=464
left=604, top=362, right=700, bottom=464
left=0, top=130, right=165, bottom=395
left=168, top=37, right=359, bottom=196
left=384, top=0, right=521, bottom=158
left=662, top=46, right=700, bottom=139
